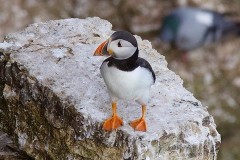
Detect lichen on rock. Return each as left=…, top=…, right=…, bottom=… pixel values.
left=0, top=17, right=221, bottom=159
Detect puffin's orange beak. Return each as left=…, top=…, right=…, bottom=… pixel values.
left=93, top=39, right=109, bottom=56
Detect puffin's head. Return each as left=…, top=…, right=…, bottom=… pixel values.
left=94, top=31, right=138, bottom=59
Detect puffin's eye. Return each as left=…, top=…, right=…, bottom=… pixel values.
left=118, top=41, right=122, bottom=47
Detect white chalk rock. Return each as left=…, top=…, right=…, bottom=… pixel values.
left=0, top=17, right=220, bottom=159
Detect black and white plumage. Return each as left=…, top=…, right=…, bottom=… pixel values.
left=94, top=31, right=155, bottom=132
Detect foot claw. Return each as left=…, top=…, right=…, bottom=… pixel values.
left=103, top=115, right=123, bottom=131
left=130, top=118, right=147, bottom=132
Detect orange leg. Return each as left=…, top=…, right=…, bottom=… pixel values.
left=130, top=105, right=147, bottom=132
left=103, top=102, right=123, bottom=131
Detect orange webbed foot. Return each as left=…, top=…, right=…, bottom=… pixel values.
left=130, top=118, right=147, bottom=132
left=130, top=105, right=147, bottom=132
left=103, top=115, right=123, bottom=131
left=103, top=102, right=123, bottom=131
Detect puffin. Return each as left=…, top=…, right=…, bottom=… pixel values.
left=94, top=31, right=155, bottom=132
left=159, top=7, right=240, bottom=51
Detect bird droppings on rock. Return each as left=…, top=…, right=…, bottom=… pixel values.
left=0, top=17, right=220, bottom=159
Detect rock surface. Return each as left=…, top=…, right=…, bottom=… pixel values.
left=0, top=17, right=220, bottom=159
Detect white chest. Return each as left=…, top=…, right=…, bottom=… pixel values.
left=100, top=62, right=153, bottom=103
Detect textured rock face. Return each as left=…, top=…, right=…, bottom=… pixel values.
left=0, top=17, right=220, bottom=159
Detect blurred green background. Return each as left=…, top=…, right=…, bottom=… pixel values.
left=0, top=0, right=240, bottom=159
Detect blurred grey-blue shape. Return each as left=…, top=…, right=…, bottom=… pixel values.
left=159, top=7, right=240, bottom=51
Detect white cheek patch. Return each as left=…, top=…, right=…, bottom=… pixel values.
left=108, top=39, right=137, bottom=59
left=195, top=11, right=213, bottom=26
left=120, top=39, right=134, bottom=47
left=114, top=47, right=137, bottom=59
